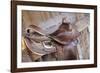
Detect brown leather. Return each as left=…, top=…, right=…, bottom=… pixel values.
left=50, top=23, right=80, bottom=60
left=50, top=23, right=80, bottom=45
left=23, top=23, right=80, bottom=61
left=54, top=40, right=79, bottom=60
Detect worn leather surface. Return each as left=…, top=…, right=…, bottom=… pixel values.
left=22, top=22, right=80, bottom=62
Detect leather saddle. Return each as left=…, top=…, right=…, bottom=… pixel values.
left=23, top=22, right=80, bottom=61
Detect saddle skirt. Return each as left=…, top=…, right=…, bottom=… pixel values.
left=24, top=37, right=56, bottom=55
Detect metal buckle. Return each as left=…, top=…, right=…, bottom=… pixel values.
left=42, top=41, right=54, bottom=48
